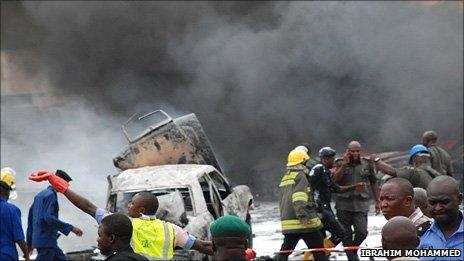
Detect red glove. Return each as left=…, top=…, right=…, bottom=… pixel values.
left=29, top=170, right=69, bottom=193
left=29, top=171, right=53, bottom=182
left=245, top=248, right=256, bottom=261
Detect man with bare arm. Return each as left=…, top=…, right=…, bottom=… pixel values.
left=29, top=170, right=213, bottom=260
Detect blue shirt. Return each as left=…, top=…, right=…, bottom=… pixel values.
left=0, top=198, right=25, bottom=261
left=418, top=211, right=464, bottom=260
left=26, top=186, right=73, bottom=249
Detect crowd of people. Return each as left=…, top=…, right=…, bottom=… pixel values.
left=1, top=169, right=251, bottom=260
left=0, top=130, right=462, bottom=261
left=275, top=130, right=462, bottom=261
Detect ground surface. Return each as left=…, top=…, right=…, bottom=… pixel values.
left=250, top=201, right=387, bottom=260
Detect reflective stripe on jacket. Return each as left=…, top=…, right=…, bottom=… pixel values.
left=131, top=218, right=175, bottom=260
left=278, top=166, right=322, bottom=234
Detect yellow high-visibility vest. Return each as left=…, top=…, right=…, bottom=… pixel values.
left=131, top=218, right=176, bottom=260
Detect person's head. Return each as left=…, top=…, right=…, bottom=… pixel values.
left=0, top=167, right=17, bottom=200
left=55, top=169, right=73, bottom=182
left=210, top=215, right=251, bottom=238
left=127, top=191, right=159, bottom=218
left=412, top=153, right=431, bottom=168
left=381, top=216, right=419, bottom=260
left=0, top=181, right=11, bottom=200
left=408, top=144, right=429, bottom=165
left=427, top=176, right=462, bottom=225
left=413, top=187, right=430, bottom=217
left=318, top=147, right=336, bottom=168
left=286, top=149, right=309, bottom=167
left=421, top=130, right=438, bottom=146
left=347, top=141, right=361, bottom=161
left=97, top=213, right=133, bottom=256
left=380, top=178, right=415, bottom=220
left=210, top=215, right=251, bottom=258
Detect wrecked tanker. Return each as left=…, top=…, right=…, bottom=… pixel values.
left=105, top=110, right=253, bottom=260
left=113, top=110, right=223, bottom=172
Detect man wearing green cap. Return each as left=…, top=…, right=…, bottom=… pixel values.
left=210, top=215, right=251, bottom=260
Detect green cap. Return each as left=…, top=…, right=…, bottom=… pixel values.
left=210, top=215, right=251, bottom=237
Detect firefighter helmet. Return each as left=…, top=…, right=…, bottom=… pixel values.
left=287, top=149, right=310, bottom=166
left=294, top=145, right=309, bottom=153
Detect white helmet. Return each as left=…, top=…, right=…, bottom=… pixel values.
left=294, top=145, right=309, bottom=153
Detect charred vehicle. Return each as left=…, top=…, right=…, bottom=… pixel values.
left=106, top=110, right=253, bottom=260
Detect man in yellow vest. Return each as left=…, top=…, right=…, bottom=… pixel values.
left=28, top=170, right=213, bottom=260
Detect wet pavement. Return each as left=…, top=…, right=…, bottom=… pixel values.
left=250, top=201, right=387, bottom=260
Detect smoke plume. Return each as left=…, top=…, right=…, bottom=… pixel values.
left=1, top=1, right=462, bottom=251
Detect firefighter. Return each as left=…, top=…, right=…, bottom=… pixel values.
left=421, top=130, right=454, bottom=177
left=26, top=170, right=83, bottom=261
left=28, top=170, right=213, bottom=260
left=309, top=147, right=366, bottom=249
left=374, top=144, right=441, bottom=190
left=276, top=149, right=327, bottom=261
left=332, top=141, right=380, bottom=261
left=0, top=168, right=30, bottom=261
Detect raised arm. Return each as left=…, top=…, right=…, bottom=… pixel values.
left=375, top=160, right=397, bottom=176
left=332, top=151, right=350, bottom=182
left=63, top=189, right=98, bottom=219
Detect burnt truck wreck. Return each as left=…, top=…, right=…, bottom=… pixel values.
left=105, top=110, right=253, bottom=260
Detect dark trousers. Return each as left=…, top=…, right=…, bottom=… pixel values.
left=36, top=247, right=67, bottom=261
left=276, top=231, right=328, bottom=261
left=336, top=209, right=368, bottom=261
left=319, top=205, right=346, bottom=245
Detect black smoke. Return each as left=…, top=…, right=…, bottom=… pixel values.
left=2, top=1, right=463, bottom=194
